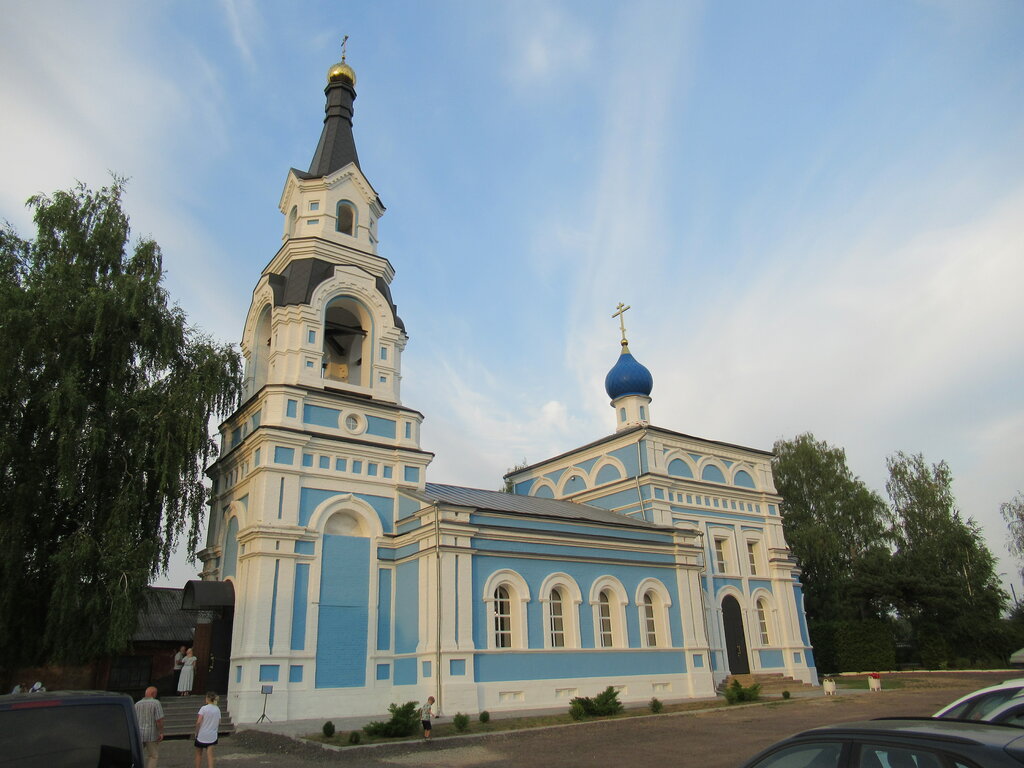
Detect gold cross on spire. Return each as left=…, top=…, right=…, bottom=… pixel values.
left=341, top=34, right=349, bottom=62
left=612, top=302, right=631, bottom=349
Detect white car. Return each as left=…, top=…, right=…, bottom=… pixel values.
left=934, top=678, right=1024, bottom=720
left=982, top=696, right=1024, bottom=727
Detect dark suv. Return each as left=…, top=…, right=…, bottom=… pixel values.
left=0, top=690, right=145, bottom=767
left=739, top=718, right=1024, bottom=768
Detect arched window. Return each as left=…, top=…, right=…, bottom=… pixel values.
left=548, top=588, right=565, bottom=648
left=322, top=296, right=371, bottom=387
left=756, top=599, right=771, bottom=645
left=598, top=590, right=614, bottom=648
left=288, top=205, right=297, bottom=237
left=494, top=586, right=512, bottom=648
left=336, top=200, right=356, bottom=235
left=642, top=593, right=658, bottom=647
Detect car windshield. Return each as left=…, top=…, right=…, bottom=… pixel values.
left=942, top=687, right=1024, bottom=719
left=0, top=703, right=135, bottom=767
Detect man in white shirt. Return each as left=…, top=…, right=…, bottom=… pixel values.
left=134, top=687, right=164, bottom=768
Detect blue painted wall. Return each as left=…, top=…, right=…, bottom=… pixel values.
left=701, top=465, right=726, bottom=483
left=595, top=464, right=622, bottom=485
left=315, top=534, right=370, bottom=688
left=667, top=458, right=694, bottom=478
left=608, top=445, right=641, bottom=477
left=475, top=650, right=686, bottom=682
left=366, top=415, right=397, bottom=439
left=291, top=563, right=309, bottom=650
left=377, top=568, right=392, bottom=650
left=758, top=649, right=785, bottom=668
left=394, top=657, right=417, bottom=685
left=394, top=561, right=419, bottom=654
left=303, top=404, right=340, bottom=429
left=734, top=470, right=755, bottom=488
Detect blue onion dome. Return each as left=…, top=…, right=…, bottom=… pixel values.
left=604, top=342, right=654, bottom=399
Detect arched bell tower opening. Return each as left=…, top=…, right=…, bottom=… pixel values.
left=322, top=296, right=372, bottom=387
left=247, top=304, right=272, bottom=396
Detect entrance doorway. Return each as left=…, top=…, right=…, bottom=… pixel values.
left=722, top=595, right=750, bottom=674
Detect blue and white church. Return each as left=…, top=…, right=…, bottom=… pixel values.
left=197, top=55, right=818, bottom=723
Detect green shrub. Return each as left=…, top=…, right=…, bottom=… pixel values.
left=724, top=679, right=761, bottom=705
left=569, top=686, right=624, bottom=718
left=348, top=731, right=361, bottom=745
left=478, top=710, right=490, bottom=723
left=649, top=697, right=664, bottom=713
left=322, top=721, right=335, bottom=738
left=453, top=712, right=470, bottom=732
left=782, top=690, right=791, bottom=700
left=363, top=701, right=421, bottom=738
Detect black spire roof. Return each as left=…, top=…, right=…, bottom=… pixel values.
left=305, top=77, right=360, bottom=177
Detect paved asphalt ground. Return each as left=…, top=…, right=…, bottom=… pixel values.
left=158, top=672, right=1018, bottom=768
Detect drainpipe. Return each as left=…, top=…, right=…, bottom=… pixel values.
left=434, top=505, right=443, bottom=714
left=634, top=429, right=648, bottom=522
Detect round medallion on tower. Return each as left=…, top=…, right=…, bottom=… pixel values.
left=604, top=341, right=654, bottom=399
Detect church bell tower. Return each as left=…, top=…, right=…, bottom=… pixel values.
left=198, top=49, right=433, bottom=709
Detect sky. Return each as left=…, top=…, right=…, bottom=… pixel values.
left=1, top=0, right=1022, bottom=598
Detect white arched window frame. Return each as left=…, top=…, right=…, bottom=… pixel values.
left=634, top=578, right=673, bottom=648
left=589, top=577, right=628, bottom=648
left=709, top=527, right=737, bottom=575
left=539, top=573, right=582, bottom=649
left=482, top=570, right=530, bottom=650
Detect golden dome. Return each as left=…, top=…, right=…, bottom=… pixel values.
left=328, top=61, right=356, bottom=86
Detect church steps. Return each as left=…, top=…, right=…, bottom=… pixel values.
left=718, top=673, right=818, bottom=695
left=157, top=696, right=235, bottom=738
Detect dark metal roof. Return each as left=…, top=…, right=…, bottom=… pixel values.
left=181, top=580, right=235, bottom=610
left=132, top=588, right=197, bottom=643
left=266, top=257, right=405, bottom=332
left=421, top=483, right=667, bottom=530
left=306, top=80, right=360, bottom=177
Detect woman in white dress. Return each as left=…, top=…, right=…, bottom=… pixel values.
left=177, top=647, right=197, bottom=696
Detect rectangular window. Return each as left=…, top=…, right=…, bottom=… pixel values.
left=335, top=458, right=347, bottom=472
left=254, top=448, right=261, bottom=466
left=258, top=664, right=280, bottom=682
left=380, top=346, right=387, bottom=360
left=549, top=591, right=565, bottom=648
left=379, top=375, right=387, bottom=384
left=747, top=542, right=759, bottom=575
left=714, top=539, right=728, bottom=573
left=405, top=422, right=412, bottom=439
left=302, top=453, right=313, bottom=467
left=494, top=588, right=512, bottom=648
left=367, top=462, right=378, bottom=476
left=643, top=596, right=658, bottom=647
left=598, top=598, right=613, bottom=648
left=307, top=330, right=316, bottom=344
left=383, top=465, right=393, bottom=479
left=306, top=218, right=319, bottom=225
left=318, top=456, right=329, bottom=469
left=352, top=460, right=362, bottom=473
left=286, top=399, right=297, bottom=418
left=309, top=201, right=320, bottom=211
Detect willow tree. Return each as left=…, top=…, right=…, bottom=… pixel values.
left=0, top=181, right=241, bottom=665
